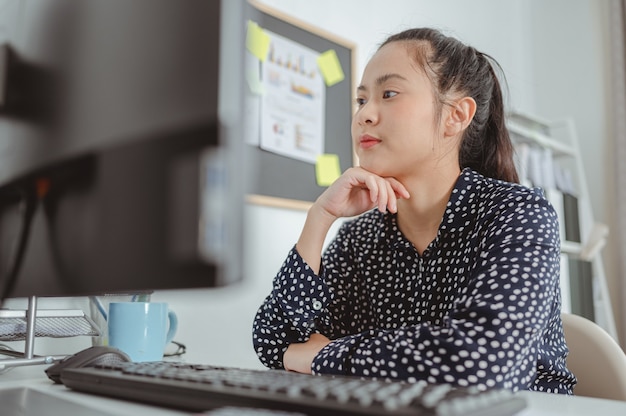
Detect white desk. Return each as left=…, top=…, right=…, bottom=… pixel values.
left=2, top=365, right=626, bottom=416
left=516, top=390, right=626, bottom=415
left=1, top=365, right=189, bottom=416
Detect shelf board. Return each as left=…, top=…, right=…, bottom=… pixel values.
left=508, top=122, right=577, bottom=157
left=0, top=309, right=99, bottom=340
left=561, top=240, right=582, bottom=255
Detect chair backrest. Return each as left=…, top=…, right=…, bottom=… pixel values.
left=561, top=313, right=626, bottom=401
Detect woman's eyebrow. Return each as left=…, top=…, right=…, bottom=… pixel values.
left=357, top=73, right=408, bottom=92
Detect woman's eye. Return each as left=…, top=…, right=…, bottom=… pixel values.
left=383, top=90, right=398, bottom=99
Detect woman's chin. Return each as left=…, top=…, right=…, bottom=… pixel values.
left=358, top=163, right=391, bottom=177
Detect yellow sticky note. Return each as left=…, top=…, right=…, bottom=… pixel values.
left=317, top=49, right=345, bottom=87
left=315, top=154, right=341, bottom=187
left=246, top=21, right=270, bottom=62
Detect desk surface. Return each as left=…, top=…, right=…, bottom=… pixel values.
left=1, top=365, right=189, bottom=416
left=2, top=365, right=626, bottom=416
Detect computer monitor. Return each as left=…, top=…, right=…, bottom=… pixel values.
left=0, top=0, right=249, bottom=300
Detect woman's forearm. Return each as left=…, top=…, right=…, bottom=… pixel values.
left=296, top=203, right=337, bottom=274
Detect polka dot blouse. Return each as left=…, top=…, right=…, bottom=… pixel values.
left=253, top=168, right=576, bottom=394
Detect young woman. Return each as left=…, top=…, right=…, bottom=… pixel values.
left=252, top=27, right=575, bottom=394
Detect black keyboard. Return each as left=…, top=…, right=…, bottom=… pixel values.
left=59, top=361, right=527, bottom=416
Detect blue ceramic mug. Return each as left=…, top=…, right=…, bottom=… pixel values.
left=108, top=302, right=177, bottom=362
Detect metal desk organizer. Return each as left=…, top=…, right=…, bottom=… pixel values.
left=0, top=296, right=100, bottom=369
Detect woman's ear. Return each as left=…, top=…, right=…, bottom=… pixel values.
left=443, top=96, right=477, bottom=138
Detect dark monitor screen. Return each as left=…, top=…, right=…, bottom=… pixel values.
left=0, top=0, right=249, bottom=300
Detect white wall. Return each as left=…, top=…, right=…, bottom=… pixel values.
left=257, top=0, right=536, bottom=112
left=3, top=0, right=617, bottom=368
left=526, top=0, right=619, bottom=341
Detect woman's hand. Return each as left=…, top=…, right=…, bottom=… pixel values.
left=296, top=167, right=410, bottom=274
left=283, top=333, right=332, bottom=374
left=316, top=167, right=410, bottom=221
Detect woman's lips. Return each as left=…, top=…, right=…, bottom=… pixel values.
left=359, top=134, right=381, bottom=149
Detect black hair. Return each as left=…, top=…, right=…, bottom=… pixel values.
left=380, top=28, right=519, bottom=183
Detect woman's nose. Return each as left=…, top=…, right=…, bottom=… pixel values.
left=357, top=102, right=378, bottom=125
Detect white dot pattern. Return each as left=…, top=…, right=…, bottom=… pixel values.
left=253, top=168, right=576, bottom=394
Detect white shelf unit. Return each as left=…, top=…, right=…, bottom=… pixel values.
left=508, top=112, right=618, bottom=341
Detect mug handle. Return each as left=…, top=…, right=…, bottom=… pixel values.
left=166, top=310, right=178, bottom=345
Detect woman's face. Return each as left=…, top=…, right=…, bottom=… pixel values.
left=351, top=41, right=448, bottom=180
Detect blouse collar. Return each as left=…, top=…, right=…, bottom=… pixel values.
left=380, top=168, right=485, bottom=250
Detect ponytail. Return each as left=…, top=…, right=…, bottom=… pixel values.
left=459, top=54, right=519, bottom=183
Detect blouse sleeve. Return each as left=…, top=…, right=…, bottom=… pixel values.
left=252, top=245, right=334, bottom=369
left=311, top=194, right=570, bottom=392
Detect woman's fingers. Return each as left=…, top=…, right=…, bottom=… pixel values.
left=318, top=167, right=410, bottom=218
left=363, top=174, right=409, bottom=213
left=363, top=174, right=380, bottom=204
left=384, top=180, right=398, bottom=213
left=386, top=176, right=411, bottom=200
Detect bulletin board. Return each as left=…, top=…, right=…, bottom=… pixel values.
left=245, top=1, right=356, bottom=210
